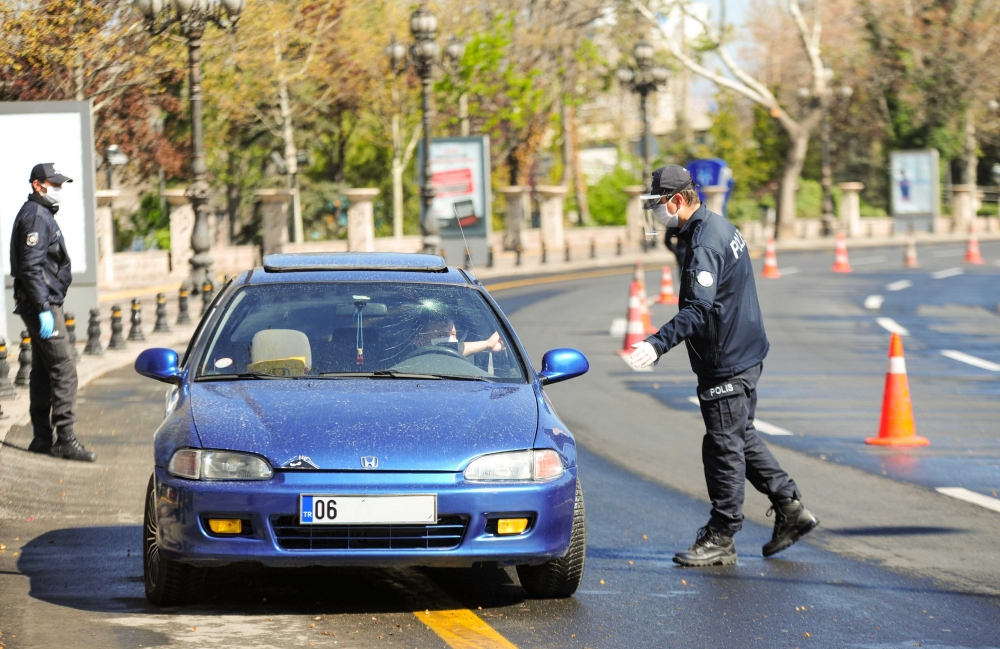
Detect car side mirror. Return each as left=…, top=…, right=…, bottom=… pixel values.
left=538, top=348, right=589, bottom=386
left=135, top=348, right=182, bottom=384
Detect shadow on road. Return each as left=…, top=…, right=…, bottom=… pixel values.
left=17, top=524, right=533, bottom=616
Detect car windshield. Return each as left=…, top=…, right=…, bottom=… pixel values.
left=197, top=282, right=525, bottom=382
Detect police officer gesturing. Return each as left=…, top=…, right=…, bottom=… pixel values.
left=10, top=163, right=96, bottom=462
left=630, top=165, right=815, bottom=566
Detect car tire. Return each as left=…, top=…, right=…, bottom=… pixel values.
left=143, top=474, right=205, bottom=606
left=516, top=478, right=586, bottom=599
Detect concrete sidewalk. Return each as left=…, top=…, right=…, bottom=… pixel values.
left=0, top=319, right=197, bottom=449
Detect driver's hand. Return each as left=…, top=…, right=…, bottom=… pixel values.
left=630, top=341, right=659, bottom=369
left=486, top=331, right=505, bottom=352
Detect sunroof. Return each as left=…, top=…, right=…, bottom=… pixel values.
left=262, top=252, right=448, bottom=273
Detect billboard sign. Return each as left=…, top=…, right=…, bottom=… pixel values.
left=419, top=136, right=492, bottom=267
left=890, top=150, right=939, bottom=223
left=891, top=149, right=940, bottom=232
left=0, top=101, right=99, bottom=341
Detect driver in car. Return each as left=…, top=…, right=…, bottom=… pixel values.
left=414, top=317, right=505, bottom=357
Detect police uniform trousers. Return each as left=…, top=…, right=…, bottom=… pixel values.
left=21, top=305, right=78, bottom=447
left=696, top=363, right=799, bottom=536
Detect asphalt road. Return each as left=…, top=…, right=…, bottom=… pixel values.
left=1, top=239, right=999, bottom=648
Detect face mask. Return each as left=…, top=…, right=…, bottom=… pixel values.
left=652, top=200, right=679, bottom=228
left=41, top=184, right=62, bottom=206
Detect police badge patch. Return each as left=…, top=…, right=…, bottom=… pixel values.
left=696, top=270, right=715, bottom=287
left=26, top=232, right=39, bottom=247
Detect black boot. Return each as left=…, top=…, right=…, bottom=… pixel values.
left=763, top=498, right=819, bottom=557
left=673, top=526, right=737, bottom=567
left=51, top=437, right=97, bottom=463
left=28, top=436, right=52, bottom=454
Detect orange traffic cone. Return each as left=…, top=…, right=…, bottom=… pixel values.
left=655, top=267, right=679, bottom=305
left=865, top=333, right=929, bottom=447
left=762, top=237, right=781, bottom=279
left=904, top=238, right=919, bottom=269
left=638, top=282, right=657, bottom=334
left=831, top=232, right=852, bottom=273
left=633, top=260, right=645, bottom=286
left=965, top=224, right=984, bottom=264
left=619, top=281, right=646, bottom=356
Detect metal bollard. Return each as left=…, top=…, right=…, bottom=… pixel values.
left=564, top=244, right=571, bottom=263
left=487, top=247, right=494, bottom=268
left=0, top=338, right=16, bottom=398
left=515, top=246, right=522, bottom=266
left=590, top=238, right=596, bottom=259
left=84, top=308, right=104, bottom=355
left=154, top=293, right=171, bottom=333
left=541, top=243, right=547, bottom=264
left=128, top=298, right=145, bottom=342
left=616, top=237, right=623, bottom=256
left=201, top=280, right=215, bottom=316
left=14, top=330, right=31, bottom=387
left=177, top=286, right=192, bottom=325
left=108, top=305, right=127, bottom=350
left=65, top=312, right=81, bottom=362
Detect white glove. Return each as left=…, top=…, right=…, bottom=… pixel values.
left=630, top=341, right=659, bottom=369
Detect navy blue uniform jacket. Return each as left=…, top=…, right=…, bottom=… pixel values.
left=646, top=204, right=768, bottom=381
left=10, top=194, right=72, bottom=314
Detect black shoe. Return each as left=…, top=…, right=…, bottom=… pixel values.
left=762, top=498, right=819, bottom=557
left=673, top=526, right=737, bottom=567
left=51, top=438, right=97, bottom=463
left=28, top=438, right=53, bottom=454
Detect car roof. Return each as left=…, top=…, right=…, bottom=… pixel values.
left=244, top=252, right=476, bottom=286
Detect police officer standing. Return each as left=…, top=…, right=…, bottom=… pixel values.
left=10, top=163, right=96, bottom=462
left=630, top=165, right=815, bottom=566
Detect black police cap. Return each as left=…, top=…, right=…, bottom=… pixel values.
left=650, top=165, right=693, bottom=196
left=29, top=163, right=73, bottom=185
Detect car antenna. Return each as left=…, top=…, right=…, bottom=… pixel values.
left=453, top=202, right=477, bottom=279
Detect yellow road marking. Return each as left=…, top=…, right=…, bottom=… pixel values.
left=483, top=265, right=653, bottom=293
left=99, top=281, right=183, bottom=303
left=415, top=608, right=519, bottom=649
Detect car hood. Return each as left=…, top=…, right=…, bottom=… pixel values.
left=190, top=379, right=538, bottom=472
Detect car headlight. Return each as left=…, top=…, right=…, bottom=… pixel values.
left=464, top=449, right=564, bottom=482
left=167, top=449, right=273, bottom=481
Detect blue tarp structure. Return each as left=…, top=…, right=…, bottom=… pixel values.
left=686, top=158, right=735, bottom=217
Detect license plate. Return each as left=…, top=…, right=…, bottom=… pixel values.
left=298, top=494, right=437, bottom=525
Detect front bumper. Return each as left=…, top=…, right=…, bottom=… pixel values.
left=153, top=466, right=577, bottom=568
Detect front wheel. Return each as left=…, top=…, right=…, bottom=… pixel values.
left=143, top=474, right=204, bottom=605
left=516, top=479, right=586, bottom=598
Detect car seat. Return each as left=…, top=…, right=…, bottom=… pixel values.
left=248, top=329, right=313, bottom=376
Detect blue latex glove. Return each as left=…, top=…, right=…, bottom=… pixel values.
left=38, top=310, right=54, bottom=339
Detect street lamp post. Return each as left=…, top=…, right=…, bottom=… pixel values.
left=617, top=42, right=668, bottom=187
left=617, top=41, right=668, bottom=246
left=136, top=0, right=244, bottom=291
left=808, top=79, right=852, bottom=235
left=387, top=5, right=462, bottom=255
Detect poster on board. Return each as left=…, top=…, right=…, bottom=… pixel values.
left=890, top=149, right=940, bottom=231
left=0, top=101, right=99, bottom=342
left=418, top=136, right=492, bottom=267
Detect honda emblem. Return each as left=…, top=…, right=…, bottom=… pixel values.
left=360, top=456, right=378, bottom=469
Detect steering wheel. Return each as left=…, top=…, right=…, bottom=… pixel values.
left=405, top=344, right=468, bottom=361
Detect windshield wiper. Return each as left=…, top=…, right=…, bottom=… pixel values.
left=317, top=371, right=442, bottom=379
left=197, top=372, right=297, bottom=381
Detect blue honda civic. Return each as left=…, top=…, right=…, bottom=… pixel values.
left=135, top=252, right=589, bottom=605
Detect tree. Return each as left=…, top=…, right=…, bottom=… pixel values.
left=0, top=0, right=186, bottom=179
left=630, top=0, right=832, bottom=237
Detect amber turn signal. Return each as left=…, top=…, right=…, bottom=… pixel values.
left=208, top=518, right=242, bottom=534
left=496, top=518, right=529, bottom=535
